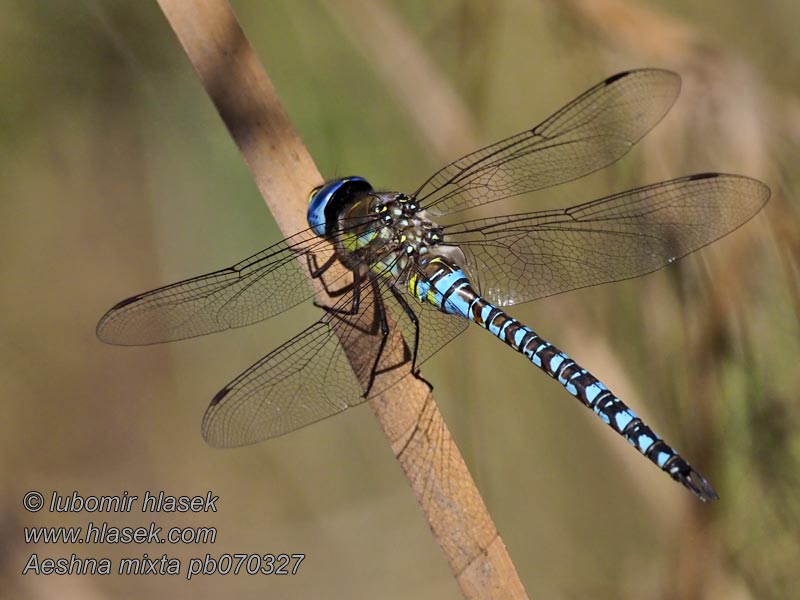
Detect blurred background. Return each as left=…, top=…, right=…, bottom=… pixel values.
left=1, top=0, right=798, bottom=598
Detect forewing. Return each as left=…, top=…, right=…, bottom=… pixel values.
left=97, top=228, right=351, bottom=345
left=445, top=174, right=770, bottom=306
left=413, top=69, right=681, bottom=215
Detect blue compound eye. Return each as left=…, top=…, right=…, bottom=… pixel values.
left=307, top=176, right=372, bottom=237
left=307, top=183, right=336, bottom=237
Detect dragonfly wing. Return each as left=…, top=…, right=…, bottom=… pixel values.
left=201, top=319, right=365, bottom=447
left=201, top=270, right=401, bottom=446
left=413, top=69, right=681, bottom=215
left=445, top=174, right=770, bottom=306
left=201, top=260, right=471, bottom=447
left=96, top=228, right=352, bottom=345
left=201, top=279, right=378, bottom=446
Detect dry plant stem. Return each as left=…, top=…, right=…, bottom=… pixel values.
left=156, top=1, right=529, bottom=598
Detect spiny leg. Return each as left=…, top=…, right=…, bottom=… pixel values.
left=313, top=275, right=388, bottom=394
left=364, top=278, right=391, bottom=395
left=365, top=286, right=434, bottom=392
left=307, top=251, right=337, bottom=278
left=307, top=252, right=357, bottom=301
left=389, top=285, right=423, bottom=375
left=314, top=270, right=363, bottom=317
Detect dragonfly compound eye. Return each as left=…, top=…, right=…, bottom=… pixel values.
left=307, top=176, right=373, bottom=237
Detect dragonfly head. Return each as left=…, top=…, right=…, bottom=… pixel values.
left=308, top=177, right=373, bottom=237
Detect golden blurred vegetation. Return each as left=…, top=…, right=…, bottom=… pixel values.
left=1, top=1, right=798, bottom=599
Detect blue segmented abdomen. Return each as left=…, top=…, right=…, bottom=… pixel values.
left=410, top=256, right=718, bottom=501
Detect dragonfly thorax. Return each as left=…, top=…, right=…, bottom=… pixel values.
left=369, top=192, right=441, bottom=252
left=333, top=190, right=452, bottom=280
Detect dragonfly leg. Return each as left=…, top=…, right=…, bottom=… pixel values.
left=308, top=252, right=360, bottom=305
left=364, top=278, right=391, bottom=395
left=314, top=271, right=362, bottom=315
left=306, top=251, right=337, bottom=278
left=366, top=284, right=432, bottom=393
left=389, top=284, right=422, bottom=375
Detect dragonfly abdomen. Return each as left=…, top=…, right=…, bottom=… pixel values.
left=485, top=302, right=718, bottom=501
left=416, top=256, right=718, bottom=501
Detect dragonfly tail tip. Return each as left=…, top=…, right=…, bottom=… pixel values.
left=677, top=466, right=719, bottom=502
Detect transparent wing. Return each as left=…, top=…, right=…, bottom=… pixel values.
left=413, top=69, right=681, bottom=215
left=445, top=174, right=770, bottom=306
left=97, top=223, right=376, bottom=345
left=97, top=70, right=679, bottom=346
left=201, top=291, right=373, bottom=447
left=201, top=261, right=470, bottom=447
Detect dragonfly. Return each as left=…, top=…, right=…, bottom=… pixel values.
left=97, top=69, right=769, bottom=502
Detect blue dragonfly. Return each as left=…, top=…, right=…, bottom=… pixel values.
left=97, top=69, right=769, bottom=501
